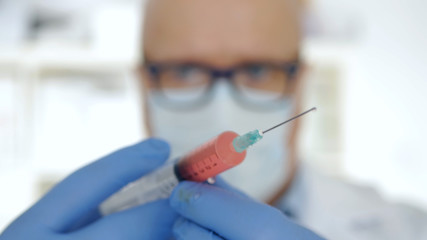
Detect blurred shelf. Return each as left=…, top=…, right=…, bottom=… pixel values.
left=0, top=43, right=138, bottom=73
left=302, top=38, right=359, bottom=64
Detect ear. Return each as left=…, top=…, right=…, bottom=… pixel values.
left=137, top=65, right=155, bottom=90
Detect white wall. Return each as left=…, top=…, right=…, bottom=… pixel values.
left=338, top=0, right=427, bottom=210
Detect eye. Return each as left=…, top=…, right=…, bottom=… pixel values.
left=175, top=65, right=201, bottom=81
left=244, top=65, right=269, bottom=80
left=163, top=65, right=209, bottom=87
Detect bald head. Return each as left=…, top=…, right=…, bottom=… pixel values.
left=143, top=0, right=301, bottom=67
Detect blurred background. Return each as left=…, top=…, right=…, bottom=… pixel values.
left=1, top=0, right=426, bottom=231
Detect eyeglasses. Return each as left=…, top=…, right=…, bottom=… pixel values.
left=144, top=61, right=300, bottom=111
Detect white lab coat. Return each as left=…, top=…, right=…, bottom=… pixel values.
left=277, top=165, right=427, bottom=239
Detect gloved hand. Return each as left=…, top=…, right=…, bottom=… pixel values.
left=170, top=180, right=324, bottom=240
left=0, top=139, right=178, bottom=240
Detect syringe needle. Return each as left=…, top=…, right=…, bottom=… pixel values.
left=262, top=107, right=317, bottom=134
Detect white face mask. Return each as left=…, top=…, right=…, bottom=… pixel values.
left=146, top=82, right=295, bottom=201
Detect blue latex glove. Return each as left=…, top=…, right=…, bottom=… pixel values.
left=170, top=180, right=324, bottom=240
left=0, top=139, right=178, bottom=240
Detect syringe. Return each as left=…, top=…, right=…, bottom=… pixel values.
left=99, top=107, right=316, bottom=216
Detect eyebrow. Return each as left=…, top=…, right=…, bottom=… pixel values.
left=142, top=50, right=300, bottom=67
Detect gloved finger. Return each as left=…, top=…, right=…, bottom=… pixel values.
left=29, top=138, right=170, bottom=232
left=173, top=217, right=224, bottom=240
left=69, top=199, right=178, bottom=240
left=210, top=176, right=250, bottom=199
left=170, top=181, right=321, bottom=240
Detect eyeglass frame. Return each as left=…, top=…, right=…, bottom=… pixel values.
left=142, top=60, right=301, bottom=111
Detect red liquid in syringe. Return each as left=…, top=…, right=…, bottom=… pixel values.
left=175, top=131, right=246, bottom=182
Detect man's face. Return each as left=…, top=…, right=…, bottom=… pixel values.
left=143, top=0, right=301, bottom=70
left=142, top=0, right=303, bottom=136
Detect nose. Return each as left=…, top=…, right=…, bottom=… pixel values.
left=212, top=69, right=233, bottom=79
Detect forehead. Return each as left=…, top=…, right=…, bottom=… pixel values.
left=143, top=0, right=301, bottom=67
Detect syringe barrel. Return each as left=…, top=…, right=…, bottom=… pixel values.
left=99, top=163, right=178, bottom=216
left=99, top=131, right=246, bottom=216
left=176, top=131, right=246, bottom=181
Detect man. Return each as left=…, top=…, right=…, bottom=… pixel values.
left=2, top=0, right=426, bottom=239
left=1, top=1, right=323, bottom=239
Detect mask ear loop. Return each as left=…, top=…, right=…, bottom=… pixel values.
left=266, top=60, right=306, bottom=205
left=266, top=145, right=298, bottom=206
left=266, top=118, right=297, bottom=206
